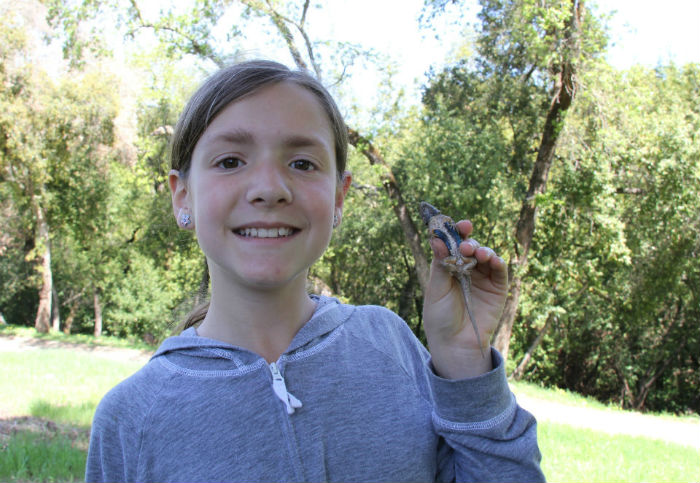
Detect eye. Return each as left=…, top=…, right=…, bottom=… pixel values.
left=290, top=159, right=315, bottom=171
left=216, top=157, right=244, bottom=170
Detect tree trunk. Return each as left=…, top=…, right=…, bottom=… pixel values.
left=511, top=313, right=555, bottom=380
left=492, top=1, right=582, bottom=358
left=631, top=308, right=688, bottom=410
left=63, top=299, right=79, bottom=334
left=347, top=129, right=430, bottom=292
left=93, top=290, right=102, bottom=337
left=33, top=201, right=52, bottom=333
left=51, top=285, right=61, bottom=332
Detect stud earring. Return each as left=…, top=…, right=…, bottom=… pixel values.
left=178, top=208, right=192, bottom=229
left=333, top=213, right=340, bottom=228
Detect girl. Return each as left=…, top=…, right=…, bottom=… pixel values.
left=86, top=60, right=544, bottom=482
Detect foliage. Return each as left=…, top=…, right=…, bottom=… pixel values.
left=0, top=3, right=201, bottom=340
left=502, top=62, right=700, bottom=413
left=0, top=6, right=120, bottom=332
left=0, top=0, right=697, bottom=414
left=413, top=1, right=698, bottom=414
left=555, top=63, right=699, bottom=412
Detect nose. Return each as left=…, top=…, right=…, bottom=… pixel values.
left=245, top=162, right=293, bottom=206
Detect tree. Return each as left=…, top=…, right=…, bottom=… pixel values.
left=558, top=62, right=700, bottom=412
left=422, top=0, right=607, bottom=357
left=43, top=0, right=433, bottom=313
left=0, top=2, right=120, bottom=333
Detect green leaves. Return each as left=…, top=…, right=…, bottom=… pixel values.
left=1, top=0, right=696, bottom=412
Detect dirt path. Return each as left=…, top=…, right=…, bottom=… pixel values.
left=514, top=393, right=700, bottom=449
left=1, top=334, right=698, bottom=449
left=0, top=334, right=153, bottom=363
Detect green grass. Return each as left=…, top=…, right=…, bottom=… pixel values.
left=539, top=421, right=700, bottom=482
left=0, top=330, right=146, bottom=482
left=1, top=328, right=699, bottom=482
left=0, top=432, right=86, bottom=483
left=0, top=348, right=145, bottom=425
left=510, top=379, right=700, bottom=424
left=0, top=324, right=156, bottom=352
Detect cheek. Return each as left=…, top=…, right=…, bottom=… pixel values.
left=191, top=180, right=233, bottom=226
left=307, top=182, right=338, bottom=216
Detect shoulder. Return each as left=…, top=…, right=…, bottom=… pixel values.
left=341, top=303, right=430, bottom=366
left=87, top=360, right=171, bottom=482
left=343, top=303, right=405, bottom=326
left=92, top=359, right=168, bottom=431
left=348, top=304, right=417, bottom=338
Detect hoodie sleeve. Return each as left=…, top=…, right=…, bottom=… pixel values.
left=86, top=389, right=138, bottom=482
left=430, top=349, right=545, bottom=483
left=85, top=367, right=161, bottom=483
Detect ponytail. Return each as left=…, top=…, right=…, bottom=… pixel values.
left=179, top=301, right=210, bottom=331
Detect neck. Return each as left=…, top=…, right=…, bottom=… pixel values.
left=196, top=267, right=316, bottom=363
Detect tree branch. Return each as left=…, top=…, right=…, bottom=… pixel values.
left=127, top=0, right=224, bottom=67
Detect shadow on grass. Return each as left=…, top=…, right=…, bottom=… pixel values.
left=30, top=400, right=97, bottom=428
left=0, top=416, right=88, bottom=482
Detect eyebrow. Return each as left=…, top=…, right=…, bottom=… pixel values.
left=209, top=129, right=254, bottom=145
left=208, top=129, right=328, bottom=150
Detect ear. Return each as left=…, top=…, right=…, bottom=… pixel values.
left=169, top=169, right=190, bottom=219
left=335, top=171, right=352, bottom=211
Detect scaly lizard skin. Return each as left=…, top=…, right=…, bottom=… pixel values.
left=419, top=201, right=485, bottom=358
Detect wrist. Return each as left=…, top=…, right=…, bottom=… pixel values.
left=427, top=340, right=493, bottom=379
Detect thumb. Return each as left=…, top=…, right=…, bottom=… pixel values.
left=424, top=238, right=457, bottom=304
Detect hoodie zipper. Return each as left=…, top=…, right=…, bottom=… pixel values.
left=269, top=362, right=302, bottom=415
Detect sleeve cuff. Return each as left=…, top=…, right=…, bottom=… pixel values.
left=428, top=348, right=514, bottom=425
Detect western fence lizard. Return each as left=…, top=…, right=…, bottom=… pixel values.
left=419, top=202, right=485, bottom=358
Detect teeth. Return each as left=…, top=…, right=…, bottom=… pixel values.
left=238, top=227, right=293, bottom=238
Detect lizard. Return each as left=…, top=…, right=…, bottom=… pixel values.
left=419, top=201, right=485, bottom=358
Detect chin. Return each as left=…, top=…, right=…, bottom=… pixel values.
left=237, top=269, right=309, bottom=292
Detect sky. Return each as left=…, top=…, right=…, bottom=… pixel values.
left=229, top=0, right=700, bottom=116
left=601, top=0, right=700, bottom=68
left=21, top=0, right=700, bottom=117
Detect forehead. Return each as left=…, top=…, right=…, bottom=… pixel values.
left=200, top=82, right=334, bottom=145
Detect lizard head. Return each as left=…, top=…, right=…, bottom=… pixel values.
left=419, top=201, right=463, bottom=248
left=419, top=201, right=441, bottom=225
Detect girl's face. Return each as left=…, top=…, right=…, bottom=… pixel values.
left=170, top=81, right=351, bottom=291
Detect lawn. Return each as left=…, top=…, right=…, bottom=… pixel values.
left=1, top=327, right=698, bottom=482
left=539, top=421, right=699, bottom=482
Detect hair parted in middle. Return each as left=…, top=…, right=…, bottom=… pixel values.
left=170, top=59, right=349, bottom=180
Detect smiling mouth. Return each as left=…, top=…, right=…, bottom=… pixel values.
left=235, top=227, right=297, bottom=238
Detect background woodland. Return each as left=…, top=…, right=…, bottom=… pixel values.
left=1, top=0, right=698, bottom=415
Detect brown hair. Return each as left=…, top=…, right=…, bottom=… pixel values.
left=171, top=60, right=349, bottom=330
left=171, top=59, right=348, bottom=179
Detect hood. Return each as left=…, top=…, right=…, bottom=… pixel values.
left=151, top=295, right=355, bottom=370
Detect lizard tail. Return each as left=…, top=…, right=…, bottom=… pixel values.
left=459, top=276, right=486, bottom=359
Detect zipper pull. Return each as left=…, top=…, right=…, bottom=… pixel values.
left=269, top=362, right=302, bottom=415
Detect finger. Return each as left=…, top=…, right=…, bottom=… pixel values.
left=473, top=246, right=508, bottom=288
left=474, top=246, right=495, bottom=265
left=489, top=254, right=509, bottom=288
left=459, top=238, right=480, bottom=258
left=455, top=220, right=473, bottom=240
left=429, top=237, right=450, bottom=259
left=425, top=252, right=458, bottom=304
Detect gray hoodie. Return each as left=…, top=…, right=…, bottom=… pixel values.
left=86, top=295, right=544, bottom=482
